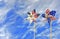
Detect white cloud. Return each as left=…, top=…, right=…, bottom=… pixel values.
left=0, top=26, right=11, bottom=39
left=57, top=18, right=60, bottom=24
left=0, top=8, right=11, bottom=23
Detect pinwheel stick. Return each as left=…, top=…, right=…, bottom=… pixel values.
left=50, top=21, right=52, bottom=39
left=34, top=22, right=36, bottom=39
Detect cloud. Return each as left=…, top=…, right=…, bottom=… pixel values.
left=57, top=18, right=60, bottom=24
left=0, top=25, right=12, bottom=39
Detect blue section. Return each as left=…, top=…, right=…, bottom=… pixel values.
left=6, top=9, right=16, bottom=17
left=0, top=1, right=6, bottom=8
left=24, top=32, right=34, bottom=39
left=50, top=11, right=56, bottom=16
left=36, top=36, right=49, bottom=39
left=47, top=18, right=51, bottom=26
left=3, top=9, right=17, bottom=24
left=36, top=27, right=47, bottom=34
left=41, top=14, right=45, bottom=18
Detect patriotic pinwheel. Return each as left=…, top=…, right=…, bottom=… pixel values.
left=42, top=9, right=56, bottom=39
left=26, top=9, right=40, bottom=24
left=26, top=9, right=40, bottom=39
left=42, top=9, right=56, bottom=25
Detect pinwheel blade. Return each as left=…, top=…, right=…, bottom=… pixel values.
left=47, top=18, right=51, bottom=25
left=50, top=11, right=56, bottom=16
left=27, top=12, right=30, bottom=15
left=42, top=14, right=45, bottom=18
left=32, top=9, right=36, bottom=14
left=37, top=14, right=40, bottom=16
left=46, top=9, right=50, bottom=14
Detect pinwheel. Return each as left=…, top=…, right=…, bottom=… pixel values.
left=42, top=9, right=56, bottom=39
left=26, top=9, right=40, bottom=39
left=26, top=9, right=40, bottom=24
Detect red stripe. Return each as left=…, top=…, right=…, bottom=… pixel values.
left=46, top=9, right=50, bottom=15
left=32, top=10, right=36, bottom=15
left=50, top=16, right=56, bottom=20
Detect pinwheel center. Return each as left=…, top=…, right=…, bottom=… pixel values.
left=30, top=15, right=33, bottom=18
left=45, top=14, right=49, bottom=18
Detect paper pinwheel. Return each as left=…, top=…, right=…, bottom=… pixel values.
left=26, top=9, right=40, bottom=24
left=42, top=9, right=56, bottom=25
left=42, top=9, right=56, bottom=39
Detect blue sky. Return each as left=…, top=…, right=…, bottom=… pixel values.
left=0, top=0, right=60, bottom=39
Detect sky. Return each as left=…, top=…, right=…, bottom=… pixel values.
left=0, top=0, right=60, bottom=39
